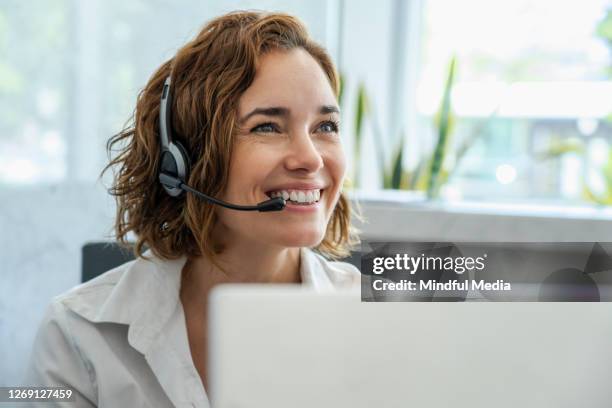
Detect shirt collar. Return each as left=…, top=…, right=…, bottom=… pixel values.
left=61, top=247, right=334, bottom=353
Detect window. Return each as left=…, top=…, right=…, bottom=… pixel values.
left=417, top=0, right=612, bottom=204
left=0, top=0, right=70, bottom=184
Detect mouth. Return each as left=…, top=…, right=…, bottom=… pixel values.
left=265, top=188, right=324, bottom=205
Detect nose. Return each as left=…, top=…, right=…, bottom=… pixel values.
left=284, top=131, right=324, bottom=174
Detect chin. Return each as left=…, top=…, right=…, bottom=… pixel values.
left=274, top=227, right=326, bottom=248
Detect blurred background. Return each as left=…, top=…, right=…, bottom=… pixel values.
left=2, top=0, right=612, bottom=383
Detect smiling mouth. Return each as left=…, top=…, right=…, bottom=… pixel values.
left=265, top=188, right=324, bottom=205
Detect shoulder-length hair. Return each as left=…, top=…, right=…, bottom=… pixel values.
left=102, top=10, right=359, bottom=262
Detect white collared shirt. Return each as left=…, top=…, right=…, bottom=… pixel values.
left=24, top=247, right=360, bottom=407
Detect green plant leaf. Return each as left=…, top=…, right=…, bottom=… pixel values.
left=338, top=72, right=345, bottom=107
left=389, top=136, right=404, bottom=189
left=602, top=148, right=612, bottom=189
left=353, top=82, right=369, bottom=187
left=405, top=158, right=425, bottom=191
left=534, top=137, right=585, bottom=160
left=596, top=9, right=612, bottom=44
left=355, top=83, right=368, bottom=146
left=427, top=56, right=457, bottom=199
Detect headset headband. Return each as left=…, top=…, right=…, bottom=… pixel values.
left=159, top=76, right=173, bottom=150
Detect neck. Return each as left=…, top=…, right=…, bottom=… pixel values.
left=180, top=234, right=302, bottom=309
left=209, top=240, right=302, bottom=284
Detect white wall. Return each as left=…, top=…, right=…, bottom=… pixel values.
left=0, top=183, right=114, bottom=384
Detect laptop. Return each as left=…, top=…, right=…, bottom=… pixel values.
left=208, top=285, right=612, bottom=408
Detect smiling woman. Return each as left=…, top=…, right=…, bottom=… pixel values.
left=225, top=47, right=347, bottom=250
left=24, top=10, right=361, bottom=408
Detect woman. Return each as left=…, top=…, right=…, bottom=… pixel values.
left=25, top=10, right=360, bottom=408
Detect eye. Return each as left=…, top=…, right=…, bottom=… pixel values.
left=317, top=120, right=340, bottom=134
left=251, top=122, right=280, bottom=134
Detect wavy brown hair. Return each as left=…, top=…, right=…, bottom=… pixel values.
left=102, top=10, right=359, bottom=262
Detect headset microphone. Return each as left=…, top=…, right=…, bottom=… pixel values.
left=157, top=76, right=285, bottom=212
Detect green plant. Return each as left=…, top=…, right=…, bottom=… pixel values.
left=583, top=148, right=612, bottom=204
left=596, top=9, right=612, bottom=123
left=342, top=56, right=479, bottom=197
left=534, top=137, right=612, bottom=206
left=353, top=82, right=368, bottom=187
left=425, top=56, right=457, bottom=198
left=383, top=134, right=404, bottom=189
left=398, top=56, right=460, bottom=197
left=531, top=11, right=612, bottom=205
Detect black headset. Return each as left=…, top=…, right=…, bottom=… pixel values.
left=157, top=75, right=285, bottom=212
left=159, top=76, right=190, bottom=197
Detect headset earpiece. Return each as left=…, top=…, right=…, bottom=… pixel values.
left=173, top=140, right=191, bottom=172
left=158, top=75, right=192, bottom=197
left=160, top=141, right=190, bottom=197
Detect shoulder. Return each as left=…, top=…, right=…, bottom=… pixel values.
left=25, top=290, right=104, bottom=402
left=27, top=258, right=138, bottom=366
left=53, top=258, right=138, bottom=323
left=31, top=258, right=136, bottom=339
left=61, top=258, right=132, bottom=296
left=306, top=249, right=362, bottom=288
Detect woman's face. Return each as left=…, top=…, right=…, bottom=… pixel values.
left=216, top=48, right=345, bottom=249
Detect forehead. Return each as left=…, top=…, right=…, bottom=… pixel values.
left=237, top=48, right=337, bottom=114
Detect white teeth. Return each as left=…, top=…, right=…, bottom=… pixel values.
left=267, top=189, right=322, bottom=204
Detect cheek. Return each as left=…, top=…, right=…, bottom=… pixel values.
left=321, top=145, right=346, bottom=222
left=324, top=144, right=347, bottom=188
left=224, top=141, right=276, bottom=198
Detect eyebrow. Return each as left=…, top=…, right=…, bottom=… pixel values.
left=239, top=105, right=340, bottom=124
